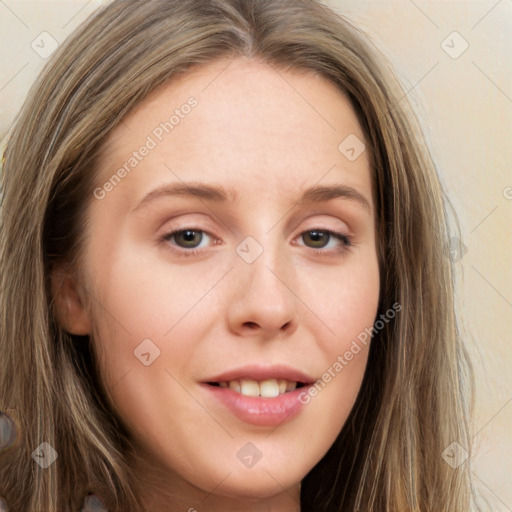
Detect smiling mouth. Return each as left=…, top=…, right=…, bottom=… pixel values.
left=207, top=378, right=307, bottom=398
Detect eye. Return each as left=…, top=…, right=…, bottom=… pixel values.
left=162, top=228, right=214, bottom=256
left=297, top=229, right=352, bottom=255
left=161, top=227, right=352, bottom=258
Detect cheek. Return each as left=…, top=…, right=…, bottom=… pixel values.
left=302, top=250, right=380, bottom=351
left=85, top=243, right=223, bottom=402
left=89, top=235, right=225, bottom=333
left=306, top=254, right=380, bottom=404
left=335, top=266, right=380, bottom=345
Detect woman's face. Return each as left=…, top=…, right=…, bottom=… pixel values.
left=75, top=57, right=380, bottom=508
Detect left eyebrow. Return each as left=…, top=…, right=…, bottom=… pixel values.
left=298, top=184, right=372, bottom=213
left=130, top=181, right=372, bottom=214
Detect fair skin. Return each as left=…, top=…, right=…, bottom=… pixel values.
left=53, top=57, right=380, bottom=511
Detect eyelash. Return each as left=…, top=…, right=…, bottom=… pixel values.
left=161, top=227, right=353, bottom=258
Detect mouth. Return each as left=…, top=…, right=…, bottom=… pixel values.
left=201, top=364, right=316, bottom=427
left=206, top=379, right=308, bottom=398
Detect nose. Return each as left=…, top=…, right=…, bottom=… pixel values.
left=226, top=238, right=299, bottom=339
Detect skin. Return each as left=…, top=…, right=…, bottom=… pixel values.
left=52, top=57, right=380, bottom=512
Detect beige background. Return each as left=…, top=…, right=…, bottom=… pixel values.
left=1, top=0, right=511, bottom=509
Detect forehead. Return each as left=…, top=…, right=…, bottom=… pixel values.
left=94, top=57, right=372, bottom=210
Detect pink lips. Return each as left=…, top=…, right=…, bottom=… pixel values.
left=204, top=364, right=315, bottom=385
left=201, top=364, right=315, bottom=427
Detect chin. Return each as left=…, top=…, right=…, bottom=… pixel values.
left=212, top=473, right=301, bottom=501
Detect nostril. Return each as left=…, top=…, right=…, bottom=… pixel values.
left=245, top=322, right=258, bottom=329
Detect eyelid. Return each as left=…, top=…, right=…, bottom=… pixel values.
left=161, top=226, right=218, bottom=256
left=160, top=224, right=353, bottom=258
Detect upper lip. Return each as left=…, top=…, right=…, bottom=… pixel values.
left=204, top=364, right=316, bottom=384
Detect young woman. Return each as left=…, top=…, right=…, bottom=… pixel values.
left=0, top=1, right=480, bottom=510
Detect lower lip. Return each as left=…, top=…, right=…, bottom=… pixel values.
left=201, top=384, right=310, bottom=427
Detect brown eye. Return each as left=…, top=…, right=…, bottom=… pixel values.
left=302, top=230, right=331, bottom=248
left=298, top=229, right=352, bottom=255
left=164, top=229, right=209, bottom=249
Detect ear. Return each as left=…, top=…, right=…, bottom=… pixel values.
left=50, top=264, right=92, bottom=335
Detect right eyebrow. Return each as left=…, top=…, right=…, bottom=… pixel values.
left=130, top=182, right=236, bottom=214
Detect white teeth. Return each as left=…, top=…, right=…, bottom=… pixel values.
left=240, top=379, right=260, bottom=397
left=218, top=378, right=299, bottom=397
left=259, top=379, right=280, bottom=398
left=229, top=380, right=241, bottom=393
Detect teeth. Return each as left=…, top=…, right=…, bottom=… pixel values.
left=259, top=379, right=280, bottom=398
left=286, top=381, right=297, bottom=392
left=218, top=378, right=299, bottom=397
left=229, top=380, right=241, bottom=393
left=240, top=379, right=260, bottom=397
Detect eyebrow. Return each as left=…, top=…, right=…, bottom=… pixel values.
left=131, top=181, right=372, bottom=214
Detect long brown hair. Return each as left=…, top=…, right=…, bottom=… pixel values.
left=0, top=1, right=480, bottom=510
